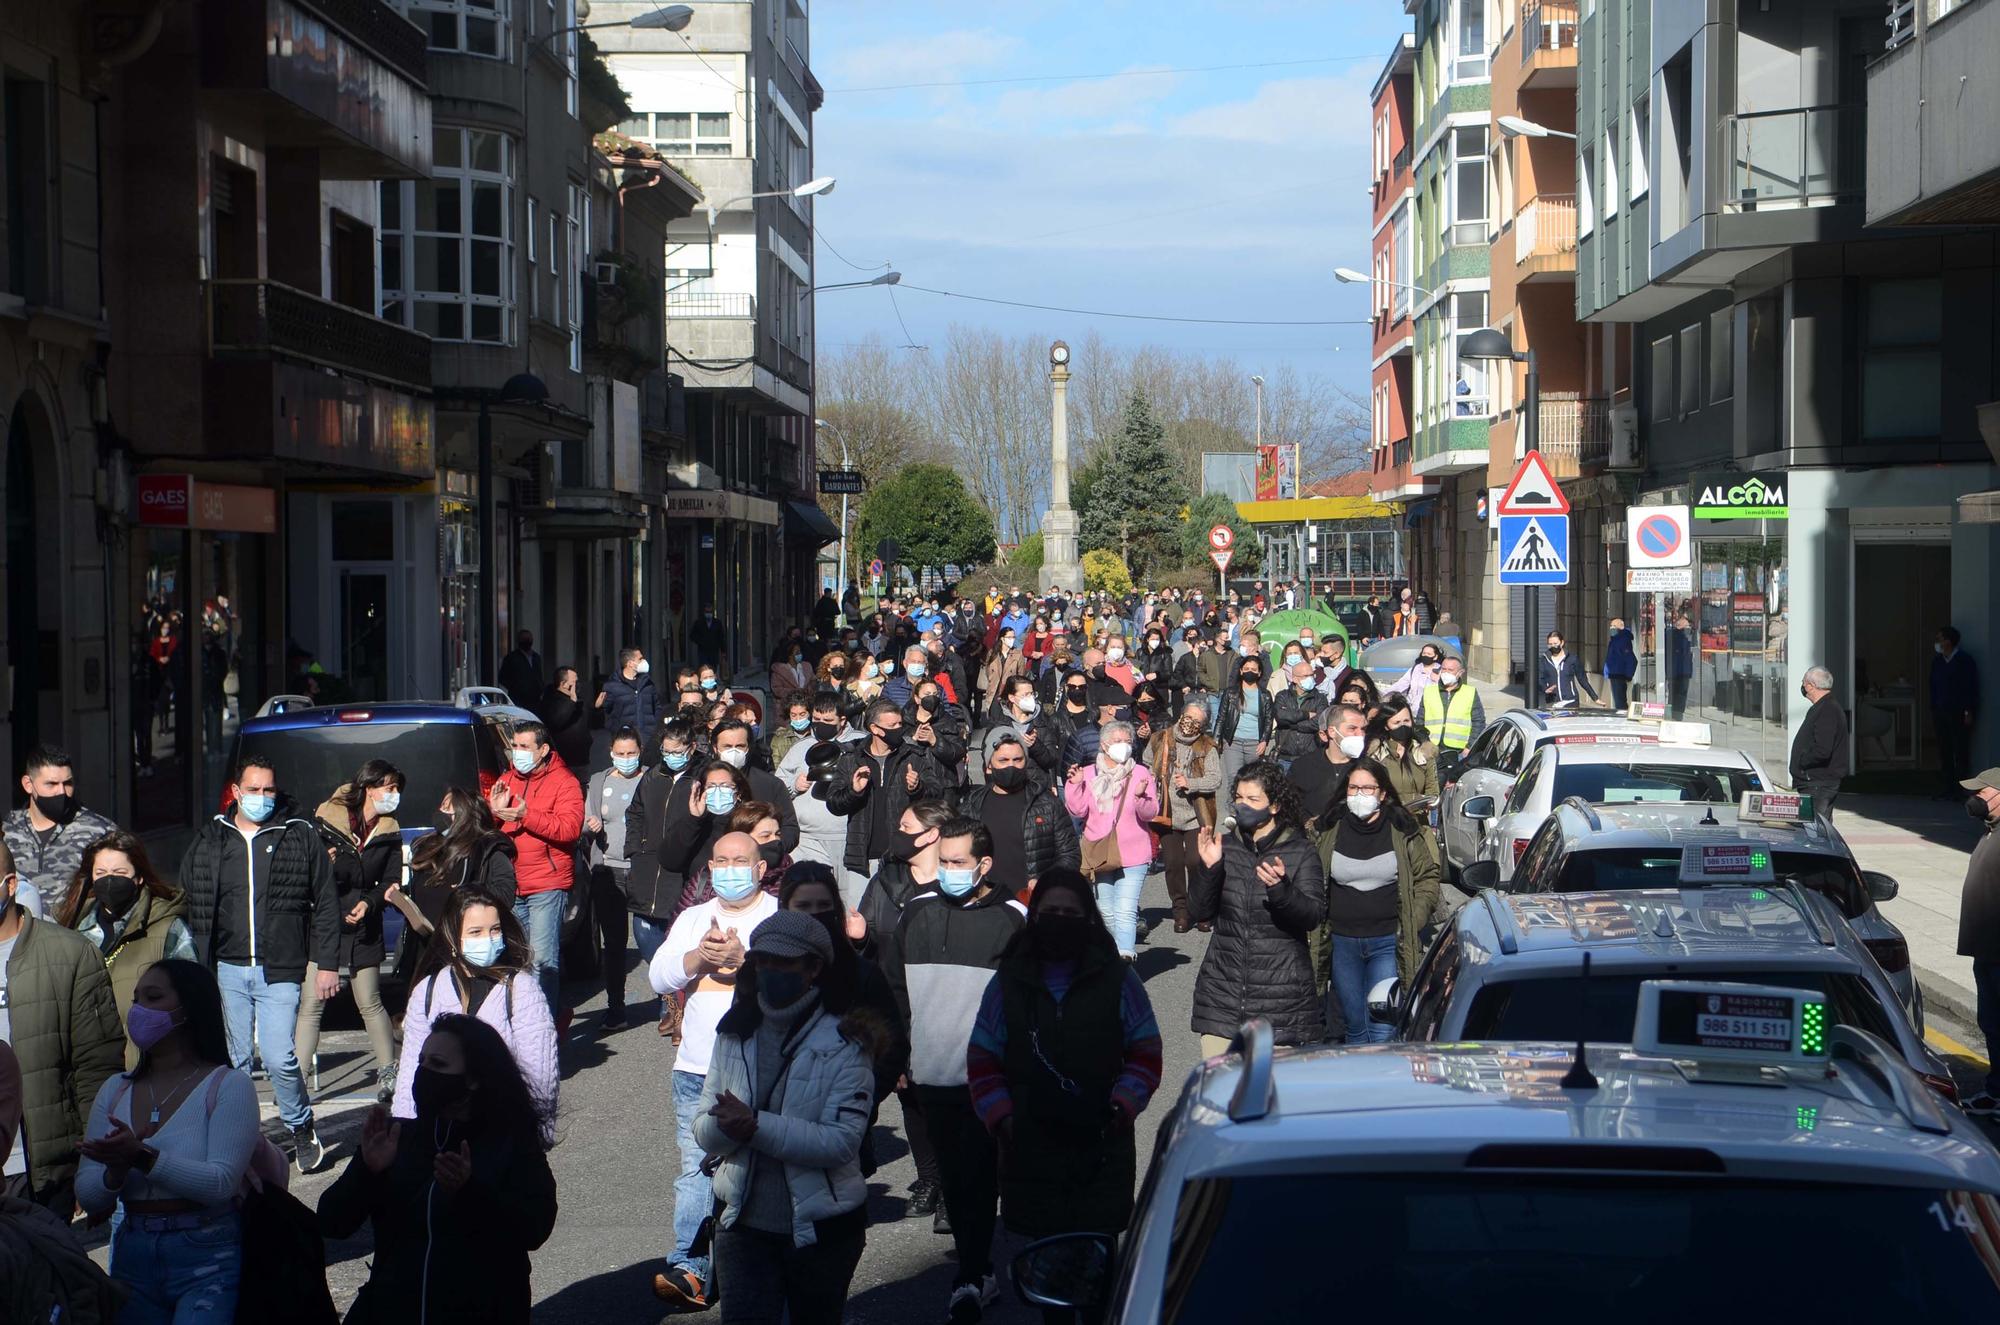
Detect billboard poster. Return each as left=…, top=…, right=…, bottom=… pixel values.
left=1254, top=444, right=1297, bottom=501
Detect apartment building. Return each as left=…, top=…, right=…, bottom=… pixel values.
left=1366, top=36, right=1428, bottom=562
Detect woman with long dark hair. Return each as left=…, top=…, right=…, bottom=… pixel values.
left=1312, top=756, right=1441, bottom=1045
left=967, top=871, right=1161, bottom=1322
left=321, top=1014, right=558, bottom=1324
left=76, top=959, right=257, bottom=1322
left=1366, top=693, right=1441, bottom=808
left=389, top=785, right=518, bottom=967
left=1188, top=760, right=1328, bottom=1053
left=299, top=759, right=403, bottom=1104
left=393, top=890, right=557, bottom=1138
left=693, top=910, right=873, bottom=1325
left=57, top=831, right=195, bottom=1065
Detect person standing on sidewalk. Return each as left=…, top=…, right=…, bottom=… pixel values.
left=1955, top=769, right=2000, bottom=1115
left=585, top=729, right=647, bottom=1030
left=1932, top=627, right=1980, bottom=796
left=596, top=649, right=662, bottom=753
left=491, top=721, right=584, bottom=1032
left=1789, top=667, right=1849, bottom=815
left=1668, top=613, right=1695, bottom=720
left=1603, top=617, right=1637, bottom=712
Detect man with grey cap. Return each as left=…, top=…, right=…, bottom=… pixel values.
left=695, top=908, right=873, bottom=1321
left=1789, top=666, right=1849, bottom=813
left=1956, top=768, right=2000, bottom=1116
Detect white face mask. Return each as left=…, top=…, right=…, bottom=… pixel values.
left=1440, top=673, right=1461, bottom=688
left=1347, top=792, right=1382, bottom=819
left=1015, top=695, right=1038, bottom=716
left=635, top=659, right=650, bottom=674
left=1104, top=741, right=1133, bottom=764
left=1107, top=647, right=1125, bottom=663
left=719, top=747, right=749, bottom=769
left=1337, top=734, right=1366, bottom=759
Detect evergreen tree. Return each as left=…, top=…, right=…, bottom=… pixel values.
left=1079, top=390, right=1191, bottom=581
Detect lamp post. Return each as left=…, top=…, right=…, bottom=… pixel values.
left=1251, top=374, right=1264, bottom=448
left=705, top=176, right=835, bottom=232
left=475, top=372, right=551, bottom=683
left=1495, top=114, right=1579, bottom=141
left=812, top=271, right=900, bottom=293
left=815, top=418, right=851, bottom=612
left=1459, top=325, right=1540, bottom=694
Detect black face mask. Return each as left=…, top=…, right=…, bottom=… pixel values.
left=988, top=766, right=1029, bottom=792
left=811, top=720, right=841, bottom=741
left=1969, top=795, right=1994, bottom=823
left=33, top=792, right=72, bottom=824
left=435, top=812, right=457, bottom=835
left=93, top=876, right=140, bottom=918
left=886, top=829, right=924, bottom=863
left=875, top=727, right=906, bottom=751
left=758, top=841, right=785, bottom=870
left=1033, top=914, right=1091, bottom=962
left=1241, top=673, right=1262, bottom=688
left=1232, top=802, right=1272, bottom=831
left=1065, top=689, right=1087, bottom=708
left=412, top=1065, right=472, bottom=1119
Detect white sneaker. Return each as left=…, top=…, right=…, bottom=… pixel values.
left=945, top=1279, right=989, bottom=1324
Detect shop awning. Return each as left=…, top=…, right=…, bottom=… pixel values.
left=785, top=500, right=842, bottom=547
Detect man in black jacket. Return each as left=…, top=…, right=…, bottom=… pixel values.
left=178, top=754, right=339, bottom=1173
left=709, top=720, right=799, bottom=853
left=498, top=629, right=542, bottom=707
left=1789, top=666, right=1849, bottom=813
left=958, top=735, right=1079, bottom=890
left=623, top=718, right=704, bottom=1017
left=828, top=699, right=950, bottom=877
left=1271, top=660, right=1329, bottom=765
left=596, top=648, right=662, bottom=752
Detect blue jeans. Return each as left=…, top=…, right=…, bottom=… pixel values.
left=112, top=1210, right=242, bottom=1323
left=1095, top=863, right=1148, bottom=957
left=1329, top=933, right=1398, bottom=1046
left=669, top=1069, right=714, bottom=1282
left=215, top=963, right=309, bottom=1128
left=1975, top=960, right=2000, bottom=1096
left=513, top=889, right=566, bottom=1015
left=632, top=914, right=669, bottom=965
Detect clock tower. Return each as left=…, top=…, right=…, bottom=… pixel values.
left=1038, top=340, right=1084, bottom=593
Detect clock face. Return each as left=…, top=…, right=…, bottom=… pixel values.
left=1051, top=343, right=1070, bottom=365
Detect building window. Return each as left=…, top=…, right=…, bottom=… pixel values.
left=1629, top=96, right=1650, bottom=200
left=1451, top=125, right=1488, bottom=245
left=1453, top=291, right=1493, bottom=417
left=1678, top=323, right=1701, bottom=417
left=3, top=74, right=51, bottom=304
left=1649, top=335, right=1674, bottom=423
left=1454, top=0, right=1488, bottom=80
left=1861, top=277, right=1942, bottom=439
left=413, top=0, right=505, bottom=57
left=619, top=111, right=733, bottom=156
left=380, top=127, right=514, bottom=344
left=1709, top=306, right=1733, bottom=403
left=1579, top=146, right=1596, bottom=236
left=1603, top=130, right=1619, bottom=219
left=1391, top=204, right=1412, bottom=318
left=567, top=183, right=584, bottom=371
left=525, top=195, right=538, bottom=317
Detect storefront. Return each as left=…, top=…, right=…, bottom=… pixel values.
left=662, top=488, right=779, bottom=671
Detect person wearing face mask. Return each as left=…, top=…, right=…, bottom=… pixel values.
left=792, top=741, right=860, bottom=892
left=394, top=891, right=557, bottom=1138
left=828, top=699, right=949, bottom=884
left=1187, top=762, right=1327, bottom=1054
left=585, top=730, right=649, bottom=1032
left=882, top=818, right=1025, bottom=1320
left=1603, top=618, right=1638, bottom=712
left=907, top=681, right=972, bottom=790
left=881, top=645, right=929, bottom=710
left=1311, top=759, right=1439, bottom=1045
left=298, top=760, right=404, bottom=1105
left=322, top=1014, right=558, bottom=1325
left=596, top=648, right=663, bottom=754
left=677, top=803, right=791, bottom=914
left=1788, top=668, right=1849, bottom=814
left=1366, top=694, right=1441, bottom=811
left=694, top=909, right=876, bottom=1325
left=769, top=695, right=815, bottom=770
left=779, top=691, right=857, bottom=788
left=535, top=665, right=593, bottom=780
left=966, top=870, right=1161, bottom=1300
left=981, top=676, right=1057, bottom=789
left=1063, top=722, right=1160, bottom=962
left=658, top=765, right=752, bottom=925
left=76, top=959, right=263, bottom=1320
left=0, top=838, right=125, bottom=1215
left=1419, top=656, right=1486, bottom=783
left=177, top=755, right=341, bottom=1174
left=771, top=636, right=815, bottom=711
left=488, top=722, right=584, bottom=1035
left=780, top=867, right=900, bottom=1150
left=1290, top=702, right=1372, bottom=832
left=978, top=628, right=1028, bottom=712
left=1954, top=771, right=2000, bottom=1116
left=1213, top=651, right=1275, bottom=798
left=395, top=786, right=519, bottom=965
left=689, top=604, right=728, bottom=671
left=57, top=833, right=196, bottom=1069
left=1381, top=644, right=1443, bottom=701
left=621, top=722, right=709, bottom=1035
left=650, top=831, right=782, bottom=1310
left=712, top=719, right=801, bottom=856
left=960, top=737, right=1080, bottom=903
left=1136, top=629, right=1173, bottom=697
left=1145, top=700, right=1224, bottom=934
left=1271, top=661, right=1330, bottom=767
left=1098, top=637, right=1139, bottom=696
left=1538, top=631, right=1599, bottom=709
left=6, top=745, right=117, bottom=920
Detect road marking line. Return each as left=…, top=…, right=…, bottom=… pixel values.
left=1927, top=1026, right=1991, bottom=1069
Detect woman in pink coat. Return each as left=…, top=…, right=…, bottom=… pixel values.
left=1063, top=720, right=1161, bottom=960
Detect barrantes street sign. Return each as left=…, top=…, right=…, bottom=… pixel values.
left=818, top=469, right=865, bottom=496
left=1693, top=472, right=1788, bottom=520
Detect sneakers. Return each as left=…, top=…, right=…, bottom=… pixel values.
left=652, top=1266, right=709, bottom=1309
left=374, top=1063, right=396, bottom=1107
left=906, top=1179, right=940, bottom=1217
left=945, top=1274, right=998, bottom=1323
left=292, top=1121, right=329, bottom=1175
left=1964, top=1093, right=1999, bottom=1117
left=601, top=1007, right=629, bottom=1033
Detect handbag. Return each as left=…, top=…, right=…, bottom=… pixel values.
left=1079, top=771, right=1134, bottom=881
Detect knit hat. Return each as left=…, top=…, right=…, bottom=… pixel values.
left=749, top=909, right=834, bottom=964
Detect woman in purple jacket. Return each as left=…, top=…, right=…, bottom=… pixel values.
left=1062, top=721, right=1161, bottom=961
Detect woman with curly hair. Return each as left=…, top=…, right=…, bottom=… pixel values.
left=1187, top=760, right=1327, bottom=1054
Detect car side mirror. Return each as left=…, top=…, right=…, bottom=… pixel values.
left=1461, top=859, right=1501, bottom=893
left=1460, top=795, right=1496, bottom=821
left=1862, top=870, right=1900, bottom=902
left=1368, top=977, right=1405, bottom=1025
left=1013, top=1232, right=1114, bottom=1312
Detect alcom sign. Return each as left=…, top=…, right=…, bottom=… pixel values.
left=1692, top=472, right=1788, bottom=520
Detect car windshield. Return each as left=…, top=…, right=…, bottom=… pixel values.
left=1550, top=850, right=1867, bottom=918
left=233, top=721, right=501, bottom=826
left=1159, top=1175, right=2000, bottom=1320
left=1552, top=763, right=1760, bottom=805
left=1460, top=970, right=1896, bottom=1044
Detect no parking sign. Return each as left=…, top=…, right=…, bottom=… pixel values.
left=1627, top=505, right=1690, bottom=567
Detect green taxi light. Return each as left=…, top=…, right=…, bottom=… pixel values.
left=1796, top=1106, right=1818, bottom=1132
left=1749, top=890, right=1769, bottom=901
left=1799, top=1001, right=1827, bottom=1056
left=1750, top=851, right=1770, bottom=869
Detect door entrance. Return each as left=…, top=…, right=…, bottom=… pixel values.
left=1852, top=541, right=1951, bottom=772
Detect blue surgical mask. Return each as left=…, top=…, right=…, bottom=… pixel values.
left=705, top=785, right=738, bottom=815
left=372, top=791, right=401, bottom=815
left=462, top=935, right=504, bottom=968
left=789, top=716, right=811, bottom=732
left=712, top=864, right=758, bottom=902
left=510, top=748, right=539, bottom=775
left=239, top=792, right=276, bottom=823
left=908, top=662, right=927, bottom=678
left=938, top=866, right=980, bottom=897
left=664, top=749, right=690, bottom=771
left=701, top=677, right=718, bottom=691
left=612, top=754, right=641, bottom=776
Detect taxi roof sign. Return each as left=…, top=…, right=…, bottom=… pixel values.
left=1680, top=842, right=1777, bottom=884
left=1634, top=980, right=1831, bottom=1066
left=1655, top=720, right=1711, bottom=747
left=1740, top=790, right=1815, bottom=823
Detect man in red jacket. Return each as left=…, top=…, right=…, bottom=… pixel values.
left=493, top=721, right=585, bottom=1024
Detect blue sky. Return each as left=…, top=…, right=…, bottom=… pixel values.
left=808, top=0, right=1412, bottom=396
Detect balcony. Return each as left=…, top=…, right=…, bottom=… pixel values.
left=668, top=292, right=756, bottom=318
left=208, top=279, right=431, bottom=390
left=1512, top=193, right=1576, bottom=280
left=1518, top=0, right=1578, bottom=88
left=1535, top=393, right=1610, bottom=478
left=1868, top=0, right=2000, bottom=225
left=1724, top=104, right=1865, bottom=212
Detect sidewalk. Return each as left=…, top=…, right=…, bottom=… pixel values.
left=1834, top=794, right=1983, bottom=1024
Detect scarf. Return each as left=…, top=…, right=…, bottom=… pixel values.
left=1091, top=753, right=1134, bottom=817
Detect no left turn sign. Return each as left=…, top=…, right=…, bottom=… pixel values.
left=1208, top=524, right=1234, bottom=552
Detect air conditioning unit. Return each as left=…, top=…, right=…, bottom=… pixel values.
left=1608, top=404, right=1641, bottom=469
left=593, top=260, right=621, bottom=288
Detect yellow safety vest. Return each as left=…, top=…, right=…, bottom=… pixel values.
left=1420, top=681, right=1479, bottom=751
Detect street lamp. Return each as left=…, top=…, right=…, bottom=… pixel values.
left=474, top=373, right=550, bottom=684
left=813, top=271, right=901, bottom=293
left=1459, top=325, right=1545, bottom=691
left=705, top=176, right=835, bottom=231
left=1250, top=374, right=1264, bottom=447
left=815, top=418, right=852, bottom=614
left=1496, top=114, right=1578, bottom=141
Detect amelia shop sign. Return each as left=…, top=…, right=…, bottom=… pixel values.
left=1693, top=472, right=1788, bottom=520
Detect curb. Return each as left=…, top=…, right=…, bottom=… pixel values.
left=1918, top=964, right=1981, bottom=1033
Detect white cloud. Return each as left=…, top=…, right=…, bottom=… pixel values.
left=826, top=28, right=1022, bottom=89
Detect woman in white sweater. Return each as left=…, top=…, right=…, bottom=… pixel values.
left=76, top=959, right=258, bottom=1323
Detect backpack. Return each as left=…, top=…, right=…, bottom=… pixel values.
left=106, top=1068, right=290, bottom=1197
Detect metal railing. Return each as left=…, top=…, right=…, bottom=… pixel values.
left=1886, top=0, right=1918, bottom=47
left=666, top=291, right=756, bottom=318
left=295, top=0, right=429, bottom=83
left=1724, top=104, right=1864, bottom=211
left=1521, top=0, right=1579, bottom=53
left=207, top=279, right=432, bottom=389
left=1537, top=394, right=1611, bottom=472
left=1514, top=193, right=1577, bottom=265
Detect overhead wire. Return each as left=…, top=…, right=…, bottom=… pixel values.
left=825, top=53, right=1374, bottom=94
left=892, top=283, right=1370, bottom=327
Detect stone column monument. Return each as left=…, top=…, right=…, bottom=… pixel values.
left=1038, top=339, right=1084, bottom=593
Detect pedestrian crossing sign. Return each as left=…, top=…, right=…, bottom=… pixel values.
left=1497, top=513, right=1570, bottom=586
